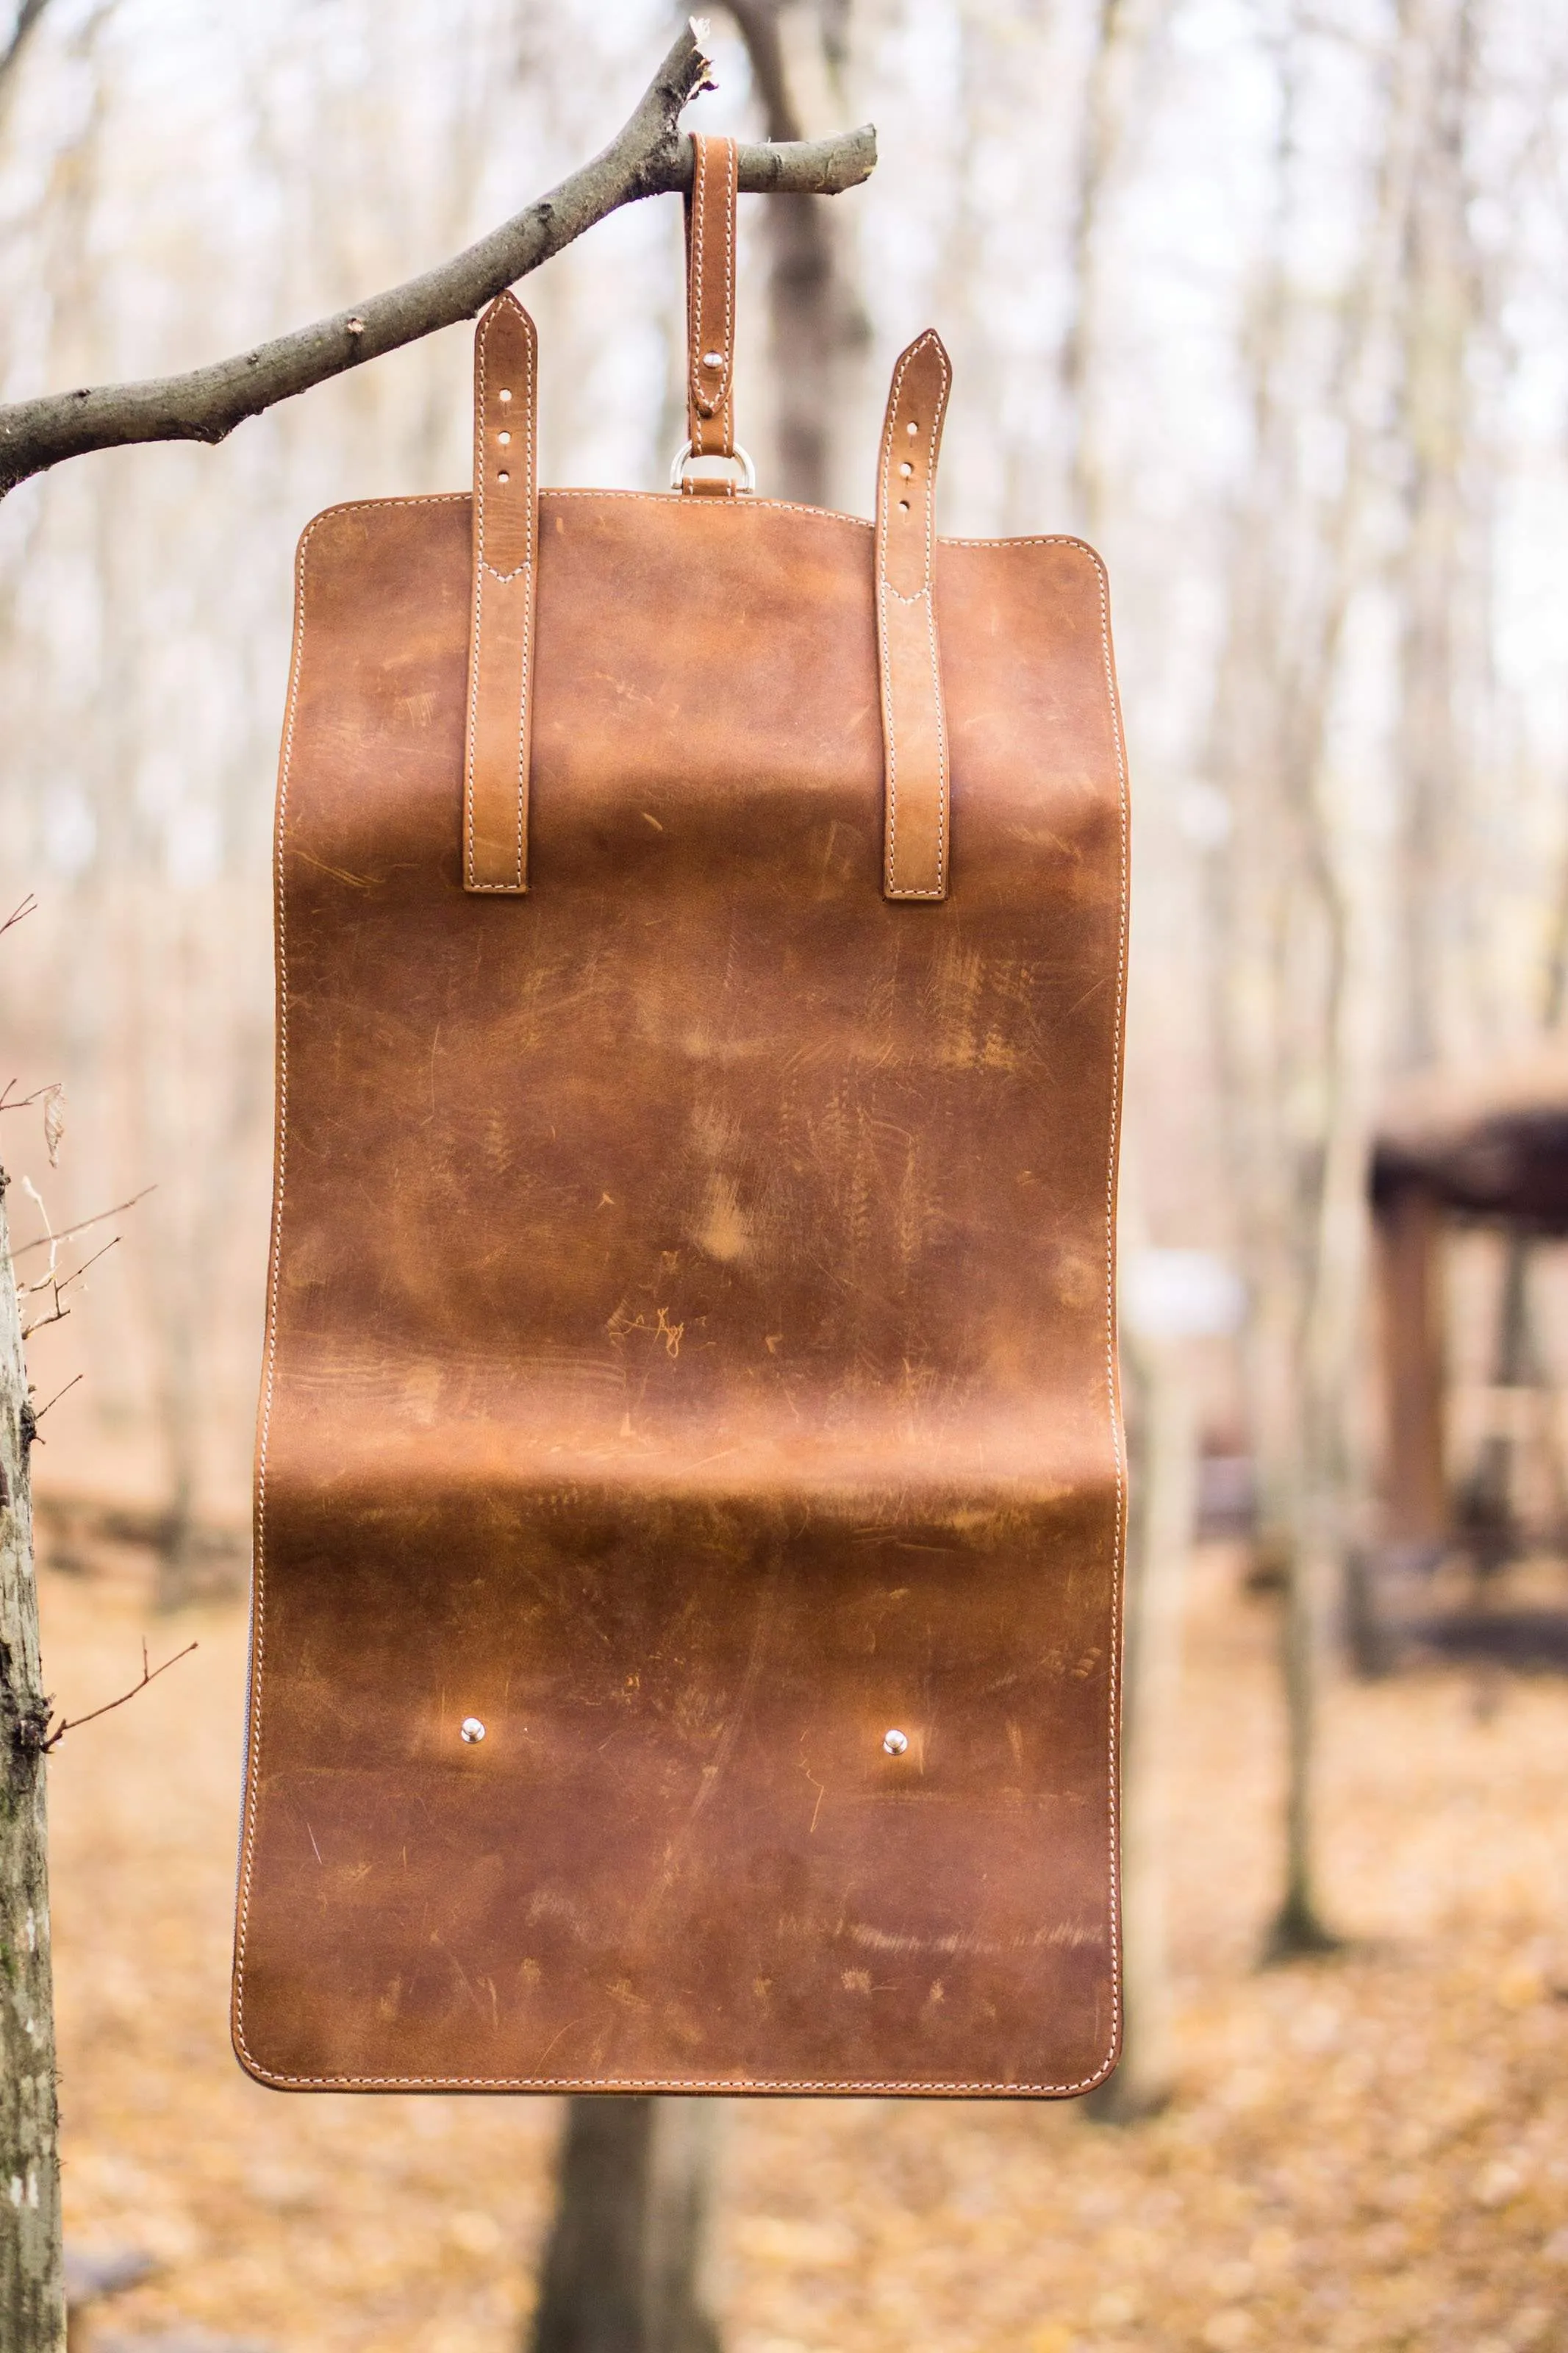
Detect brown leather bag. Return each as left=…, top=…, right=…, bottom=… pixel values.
left=232, top=135, right=1130, bottom=2099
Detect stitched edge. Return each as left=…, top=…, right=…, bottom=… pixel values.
left=717, top=137, right=735, bottom=451
left=237, top=501, right=1125, bottom=2102
left=252, top=490, right=1111, bottom=543
left=235, top=491, right=493, bottom=2084
left=1089, top=535, right=1129, bottom=2104
left=517, top=310, right=535, bottom=890
left=878, top=334, right=951, bottom=899
left=466, top=301, right=534, bottom=891
left=687, top=137, right=737, bottom=460
left=465, top=315, right=488, bottom=888
left=235, top=2063, right=1121, bottom=2093
left=688, top=133, right=706, bottom=449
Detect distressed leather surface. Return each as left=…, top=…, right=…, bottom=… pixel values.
left=234, top=488, right=1129, bottom=2096
left=464, top=295, right=537, bottom=893
left=876, top=332, right=952, bottom=901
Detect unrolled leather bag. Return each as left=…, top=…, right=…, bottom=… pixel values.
left=232, top=135, right=1130, bottom=2098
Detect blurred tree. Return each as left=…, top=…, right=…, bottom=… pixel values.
left=1207, top=0, right=1436, bottom=1958
left=726, top=0, right=869, bottom=504
left=1061, top=0, right=1173, bottom=535
left=1393, top=0, right=1487, bottom=1079
left=0, top=0, right=51, bottom=89
left=530, top=2099, right=724, bottom=2353
left=0, top=1170, right=64, bottom=2353
left=0, top=24, right=870, bottom=2344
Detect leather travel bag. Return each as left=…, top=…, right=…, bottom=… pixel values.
left=233, top=135, right=1131, bottom=2098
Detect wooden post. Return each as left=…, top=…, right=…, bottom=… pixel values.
left=1376, top=1180, right=1447, bottom=1552
left=0, top=1173, right=65, bottom=2352
left=529, top=2096, right=723, bottom=2353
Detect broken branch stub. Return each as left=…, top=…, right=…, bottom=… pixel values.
left=0, top=24, right=876, bottom=495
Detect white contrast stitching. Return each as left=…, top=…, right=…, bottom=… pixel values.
left=235, top=2061, right=1123, bottom=2093
left=878, top=333, right=951, bottom=899
left=466, top=301, right=534, bottom=891
left=236, top=490, right=508, bottom=2079
left=1086, top=536, right=1128, bottom=2102
left=689, top=133, right=706, bottom=449
left=235, top=497, right=1127, bottom=2102
left=687, top=137, right=737, bottom=461
left=718, top=138, right=735, bottom=451
left=465, top=321, right=487, bottom=889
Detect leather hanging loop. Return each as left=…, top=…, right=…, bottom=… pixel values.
left=464, top=292, right=539, bottom=893
left=876, top=329, right=953, bottom=901
left=682, top=133, right=740, bottom=497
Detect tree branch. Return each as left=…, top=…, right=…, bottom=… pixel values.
left=0, top=0, right=52, bottom=94
left=11, top=1184, right=154, bottom=1259
left=0, top=20, right=876, bottom=497
left=28, top=1638, right=198, bottom=1754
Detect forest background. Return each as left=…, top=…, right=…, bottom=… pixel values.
left=7, top=0, right=1568, bottom=1570
left=3, top=0, right=1568, bottom=2349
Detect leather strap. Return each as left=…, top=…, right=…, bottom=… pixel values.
left=876, top=330, right=952, bottom=901
left=464, top=292, right=538, bottom=893
left=683, top=134, right=739, bottom=498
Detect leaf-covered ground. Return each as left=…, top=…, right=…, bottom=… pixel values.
left=48, top=1545, right=1568, bottom=2353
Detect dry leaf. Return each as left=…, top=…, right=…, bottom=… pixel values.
left=43, top=1084, right=64, bottom=1166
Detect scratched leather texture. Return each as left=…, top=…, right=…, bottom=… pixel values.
left=233, top=488, right=1130, bottom=2097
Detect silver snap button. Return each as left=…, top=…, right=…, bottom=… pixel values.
left=460, top=1718, right=487, bottom=1744
left=882, top=1728, right=909, bottom=1756
left=703, top=349, right=724, bottom=368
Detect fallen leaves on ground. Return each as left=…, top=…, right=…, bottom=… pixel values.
left=48, top=1544, right=1568, bottom=2352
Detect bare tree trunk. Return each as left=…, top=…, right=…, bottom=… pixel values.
left=726, top=0, right=867, bottom=507
left=529, top=2098, right=724, bottom=2353
left=1394, top=0, right=1483, bottom=1076
left=1059, top=0, right=1171, bottom=534
left=1089, top=1328, right=1195, bottom=2121
left=0, top=1176, right=65, bottom=2353
left=1203, top=0, right=1438, bottom=1964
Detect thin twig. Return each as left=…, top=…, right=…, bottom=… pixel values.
left=37, top=1638, right=198, bottom=1752
left=0, top=893, right=37, bottom=938
left=0, top=24, right=876, bottom=496
left=21, top=1233, right=120, bottom=1338
left=12, top=1185, right=154, bottom=1257
left=22, top=1232, right=118, bottom=1297
left=0, top=1079, right=54, bottom=1115
left=28, top=1372, right=81, bottom=1424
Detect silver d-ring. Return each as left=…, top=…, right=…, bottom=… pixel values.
left=669, top=440, right=757, bottom=494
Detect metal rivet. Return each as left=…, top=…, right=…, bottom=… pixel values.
left=460, top=1717, right=487, bottom=1743
left=499, top=388, right=512, bottom=404
left=882, top=1728, right=909, bottom=1756
left=703, top=349, right=724, bottom=368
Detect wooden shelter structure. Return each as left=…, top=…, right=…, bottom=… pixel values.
left=1372, top=1049, right=1568, bottom=1557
